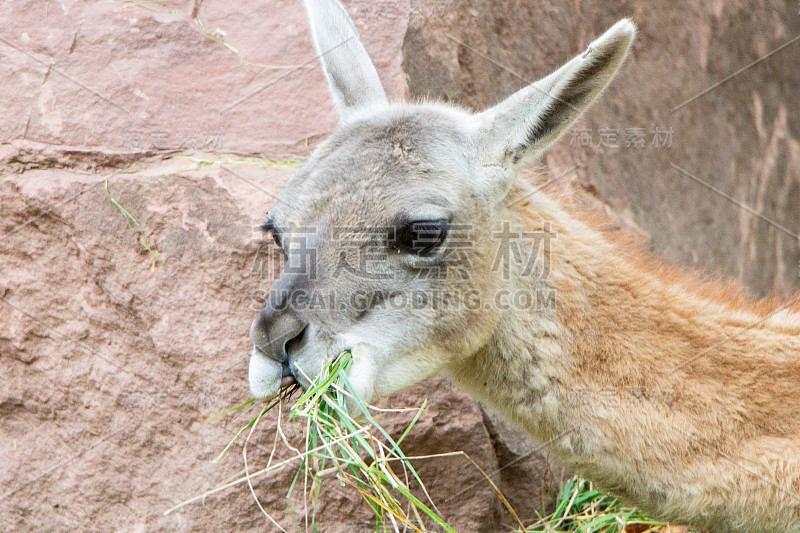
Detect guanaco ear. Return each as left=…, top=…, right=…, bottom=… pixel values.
left=475, top=19, right=636, bottom=167
left=304, top=0, right=388, bottom=122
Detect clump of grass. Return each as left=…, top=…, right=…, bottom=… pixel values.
left=524, top=476, right=695, bottom=533
left=104, top=180, right=161, bottom=270
left=283, top=351, right=457, bottom=532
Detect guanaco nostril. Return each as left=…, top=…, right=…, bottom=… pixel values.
left=249, top=309, right=306, bottom=363
left=285, top=325, right=308, bottom=358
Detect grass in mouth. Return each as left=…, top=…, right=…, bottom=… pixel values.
left=223, top=351, right=461, bottom=532
left=169, top=351, right=691, bottom=533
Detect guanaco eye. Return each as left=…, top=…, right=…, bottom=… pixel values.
left=393, top=220, right=450, bottom=255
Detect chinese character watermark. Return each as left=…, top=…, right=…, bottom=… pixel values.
left=570, top=126, right=673, bottom=149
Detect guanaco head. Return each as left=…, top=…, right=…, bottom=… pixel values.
left=248, top=0, right=635, bottom=401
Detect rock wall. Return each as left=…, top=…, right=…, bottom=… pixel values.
left=1, top=1, right=797, bottom=532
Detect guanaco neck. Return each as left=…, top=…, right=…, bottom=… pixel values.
left=447, top=179, right=800, bottom=474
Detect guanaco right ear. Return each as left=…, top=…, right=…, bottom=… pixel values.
left=304, top=0, right=389, bottom=123
left=475, top=19, right=636, bottom=170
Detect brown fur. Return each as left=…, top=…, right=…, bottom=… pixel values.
left=447, top=177, right=800, bottom=532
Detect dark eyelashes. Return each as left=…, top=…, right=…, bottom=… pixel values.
left=260, top=216, right=284, bottom=250
left=271, top=230, right=283, bottom=249
left=392, top=219, right=450, bottom=256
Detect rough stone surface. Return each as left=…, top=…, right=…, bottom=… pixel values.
left=1, top=1, right=797, bottom=532
left=0, top=0, right=408, bottom=156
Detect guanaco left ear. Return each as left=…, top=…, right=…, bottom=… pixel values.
left=303, top=0, right=388, bottom=123
left=475, top=19, right=636, bottom=169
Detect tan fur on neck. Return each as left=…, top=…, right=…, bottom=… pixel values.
left=447, top=176, right=800, bottom=532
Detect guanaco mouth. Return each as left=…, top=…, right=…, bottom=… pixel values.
left=280, top=350, right=348, bottom=390
left=280, top=361, right=296, bottom=389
